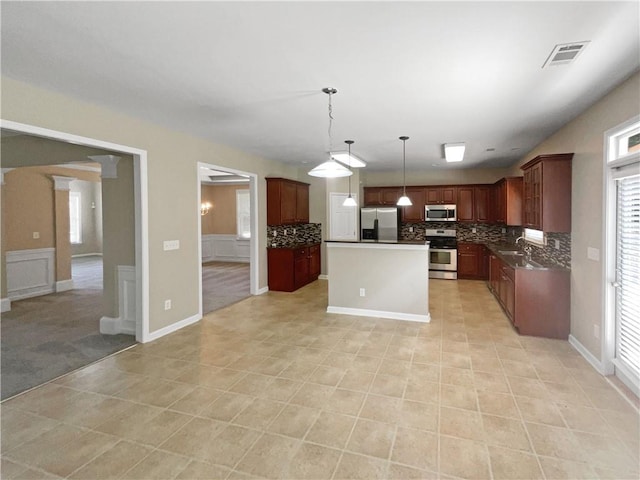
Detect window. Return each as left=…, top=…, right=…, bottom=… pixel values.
left=69, top=191, right=82, bottom=244
left=523, top=228, right=545, bottom=246
left=236, top=189, right=250, bottom=239
left=608, top=119, right=640, bottom=164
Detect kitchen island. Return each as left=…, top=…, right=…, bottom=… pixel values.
left=325, top=241, right=430, bottom=322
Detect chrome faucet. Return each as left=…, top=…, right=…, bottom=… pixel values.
left=515, top=236, right=525, bottom=246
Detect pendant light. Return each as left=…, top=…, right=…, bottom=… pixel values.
left=342, top=140, right=358, bottom=207
left=397, top=136, right=412, bottom=206
left=308, top=88, right=353, bottom=178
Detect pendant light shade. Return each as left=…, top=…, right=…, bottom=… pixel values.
left=342, top=140, right=357, bottom=207
left=397, top=136, right=412, bottom=207
left=308, top=88, right=353, bottom=179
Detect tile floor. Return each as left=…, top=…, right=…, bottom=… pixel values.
left=1, top=279, right=638, bottom=479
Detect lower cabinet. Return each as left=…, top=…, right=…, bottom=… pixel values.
left=457, top=243, right=488, bottom=280
left=268, top=244, right=321, bottom=292
left=487, top=253, right=570, bottom=339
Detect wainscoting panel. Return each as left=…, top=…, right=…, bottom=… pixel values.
left=6, top=248, right=55, bottom=301
left=202, top=235, right=250, bottom=263
left=100, top=265, right=136, bottom=336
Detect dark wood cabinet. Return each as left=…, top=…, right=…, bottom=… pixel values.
left=487, top=251, right=570, bottom=339
left=363, top=187, right=401, bottom=206
left=267, top=178, right=310, bottom=225
left=268, top=243, right=320, bottom=292
left=521, top=154, right=572, bottom=232
left=493, top=177, right=523, bottom=226
left=474, top=186, right=490, bottom=223
left=456, top=187, right=475, bottom=222
left=426, top=186, right=457, bottom=205
left=457, top=243, right=489, bottom=280
left=401, top=187, right=426, bottom=222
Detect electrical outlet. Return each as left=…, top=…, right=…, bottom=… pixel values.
left=502, top=228, right=507, bottom=233
left=359, top=288, right=365, bottom=297
left=284, top=229, right=288, bottom=235
left=554, top=239, right=560, bottom=250
left=164, top=299, right=172, bottom=310
left=163, top=240, right=180, bottom=251
left=587, top=247, right=600, bottom=261
left=409, top=227, right=414, bottom=233
left=472, top=228, right=477, bottom=233
left=32, top=232, right=40, bottom=239
left=273, top=230, right=277, bottom=237
left=594, top=324, right=600, bottom=338
left=293, top=228, right=297, bottom=234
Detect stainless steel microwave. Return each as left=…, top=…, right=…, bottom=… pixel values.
left=425, top=204, right=457, bottom=221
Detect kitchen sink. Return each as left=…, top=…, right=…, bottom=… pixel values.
left=515, top=259, right=544, bottom=268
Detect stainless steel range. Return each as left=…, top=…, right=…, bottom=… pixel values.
left=426, top=228, right=457, bottom=280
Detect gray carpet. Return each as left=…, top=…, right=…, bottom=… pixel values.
left=1, top=256, right=136, bottom=400
left=202, top=261, right=251, bottom=315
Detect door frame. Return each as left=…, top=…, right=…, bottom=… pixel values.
left=196, top=161, right=259, bottom=318
left=0, top=119, right=150, bottom=342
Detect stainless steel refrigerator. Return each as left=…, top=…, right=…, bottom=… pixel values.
left=360, top=207, right=400, bottom=242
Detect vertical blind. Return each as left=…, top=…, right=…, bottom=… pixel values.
left=616, top=173, right=640, bottom=377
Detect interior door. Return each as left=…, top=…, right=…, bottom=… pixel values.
left=329, top=193, right=358, bottom=241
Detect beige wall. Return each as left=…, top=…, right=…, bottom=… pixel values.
left=362, top=166, right=511, bottom=187
left=507, top=71, right=640, bottom=361
left=1, top=76, right=299, bottom=332
left=201, top=184, right=248, bottom=235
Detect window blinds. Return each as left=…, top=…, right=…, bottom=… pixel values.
left=616, top=173, right=640, bottom=377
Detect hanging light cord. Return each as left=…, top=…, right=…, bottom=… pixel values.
left=347, top=142, right=352, bottom=196
left=327, top=91, right=334, bottom=157
left=403, top=138, right=407, bottom=195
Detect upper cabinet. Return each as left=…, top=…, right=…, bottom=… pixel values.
left=457, top=186, right=490, bottom=223
left=493, top=177, right=523, bottom=226
left=521, top=154, right=573, bottom=232
left=401, top=187, right=426, bottom=222
left=425, top=186, right=457, bottom=205
left=363, top=187, right=401, bottom=206
left=266, top=177, right=310, bottom=225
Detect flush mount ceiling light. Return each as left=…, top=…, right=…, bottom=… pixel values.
left=397, top=136, right=412, bottom=207
left=308, top=88, right=352, bottom=178
left=444, top=143, right=466, bottom=163
left=342, top=140, right=358, bottom=207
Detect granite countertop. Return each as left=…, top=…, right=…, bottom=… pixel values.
left=484, top=243, right=570, bottom=271
left=267, top=242, right=320, bottom=249
left=325, top=240, right=429, bottom=245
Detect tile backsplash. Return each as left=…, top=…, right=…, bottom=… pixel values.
left=400, top=222, right=571, bottom=268
left=268, top=223, right=322, bottom=247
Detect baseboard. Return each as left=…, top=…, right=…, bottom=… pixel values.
left=1, top=298, right=11, bottom=313
left=319, top=274, right=328, bottom=280
left=99, top=316, right=135, bottom=336
left=568, top=334, right=605, bottom=374
left=55, top=279, right=74, bottom=292
left=143, top=313, right=201, bottom=343
left=327, top=306, right=431, bottom=323
left=256, top=286, right=269, bottom=295
left=72, top=253, right=103, bottom=258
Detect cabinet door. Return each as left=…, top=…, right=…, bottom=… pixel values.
left=504, top=272, right=515, bottom=321
left=531, top=163, right=542, bottom=229
left=425, top=188, right=441, bottom=204
left=296, top=184, right=309, bottom=223
left=474, top=186, right=490, bottom=223
left=457, top=187, right=475, bottom=222
left=442, top=187, right=457, bottom=204
left=363, top=188, right=382, bottom=206
left=381, top=188, right=401, bottom=205
left=489, top=255, right=501, bottom=292
left=479, top=245, right=489, bottom=280
left=280, top=181, right=297, bottom=224
left=294, top=249, right=309, bottom=289
left=309, top=245, right=320, bottom=279
left=494, top=181, right=506, bottom=224
left=401, top=187, right=425, bottom=222
left=457, top=244, right=479, bottom=278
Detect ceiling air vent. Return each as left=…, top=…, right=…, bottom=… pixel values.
left=542, top=41, right=590, bottom=68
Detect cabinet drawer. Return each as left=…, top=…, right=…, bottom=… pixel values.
left=501, top=264, right=515, bottom=281
left=457, top=243, right=479, bottom=253
left=309, top=244, right=319, bottom=254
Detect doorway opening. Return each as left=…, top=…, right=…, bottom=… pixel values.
left=197, top=162, right=259, bottom=317
left=0, top=119, right=148, bottom=399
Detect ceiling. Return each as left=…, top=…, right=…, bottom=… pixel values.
left=2, top=2, right=639, bottom=172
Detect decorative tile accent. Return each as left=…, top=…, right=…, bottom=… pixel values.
left=400, top=223, right=571, bottom=268
left=267, top=223, right=322, bottom=247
